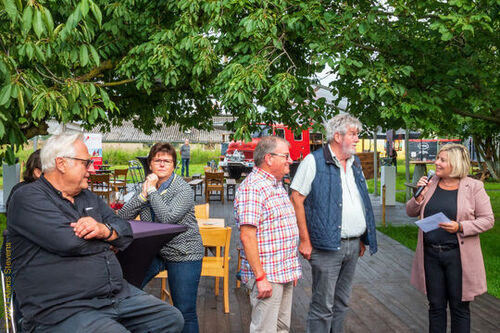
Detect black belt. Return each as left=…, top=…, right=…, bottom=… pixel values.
left=425, top=243, right=458, bottom=251
left=341, top=236, right=360, bottom=241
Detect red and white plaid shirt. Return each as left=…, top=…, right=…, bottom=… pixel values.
left=234, top=167, right=302, bottom=284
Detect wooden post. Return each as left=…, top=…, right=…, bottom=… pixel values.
left=373, top=131, right=378, bottom=196
left=405, top=129, right=411, bottom=201
left=382, top=184, right=386, bottom=227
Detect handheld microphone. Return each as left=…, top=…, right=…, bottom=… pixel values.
left=414, top=170, right=435, bottom=198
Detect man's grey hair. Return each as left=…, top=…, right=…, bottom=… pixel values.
left=325, top=114, right=362, bottom=142
left=40, top=133, right=84, bottom=172
left=254, top=136, right=289, bottom=167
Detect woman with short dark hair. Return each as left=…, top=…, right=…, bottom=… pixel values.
left=119, top=143, right=203, bottom=333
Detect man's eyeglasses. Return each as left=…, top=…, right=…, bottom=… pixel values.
left=269, top=152, right=290, bottom=160
left=152, top=159, right=174, bottom=165
left=63, top=156, right=94, bottom=168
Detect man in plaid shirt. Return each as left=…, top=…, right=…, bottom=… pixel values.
left=234, top=136, right=302, bottom=333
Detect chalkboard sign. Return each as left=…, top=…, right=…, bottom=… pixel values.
left=409, top=140, right=438, bottom=161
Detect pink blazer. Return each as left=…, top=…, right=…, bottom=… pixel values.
left=406, top=176, right=494, bottom=301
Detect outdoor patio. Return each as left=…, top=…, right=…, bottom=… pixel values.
left=141, top=194, right=500, bottom=333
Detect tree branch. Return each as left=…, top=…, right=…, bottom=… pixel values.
left=454, top=109, right=500, bottom=125
left=96, top=78, right=135, bottom=87
left=76, top=60, right=115, bottom=81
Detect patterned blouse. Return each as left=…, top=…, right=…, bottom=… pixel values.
left=118, top=174, right=204, bottom=262
left=234, top=167, right=302, bottom=284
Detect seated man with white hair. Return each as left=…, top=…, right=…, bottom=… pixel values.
left=7, top=133, right=184, bottom=333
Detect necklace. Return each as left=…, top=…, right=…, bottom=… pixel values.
left=440, top=179, right=459, bottom=189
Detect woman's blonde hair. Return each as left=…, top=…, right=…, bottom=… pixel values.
left=437, top=143, right=470, bottom=179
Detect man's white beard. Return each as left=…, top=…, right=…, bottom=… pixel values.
left=341, top=141, right=356, bottom=157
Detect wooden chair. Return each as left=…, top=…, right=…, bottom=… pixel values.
left=154, top=271, right=173, bottom=305
left=89, top=174, right=113, bottom=204
left=205, top=171, right=224, bottom=203
left=194, top=203, right=210, bottom=219
left=110, top=168, right=128, bottom=193
left=200, top=227, right=232, bottom=313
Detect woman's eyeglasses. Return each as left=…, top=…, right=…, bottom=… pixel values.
left=152, top=159, right=174, bottom=165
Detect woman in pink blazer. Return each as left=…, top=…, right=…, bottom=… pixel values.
left=406, top=144, right=494, bottom=333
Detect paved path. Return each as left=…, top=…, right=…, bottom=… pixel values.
left=369, top=193, right=418, bottom=226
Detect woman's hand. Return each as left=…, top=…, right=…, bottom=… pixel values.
left=146, top=173, right=159, bottom=189
left=141, top=179, right=149, bottom=198
left=415, top=176, right=430, bottom=203
left=141, top=173, right=159, bottom=198
left=439, top=221, right=460, bottom=233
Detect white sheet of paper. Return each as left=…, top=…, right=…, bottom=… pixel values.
left=414, top=212, right=450, bottom=233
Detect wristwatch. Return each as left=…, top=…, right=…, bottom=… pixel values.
left=103, top=223, right=114, bottom=241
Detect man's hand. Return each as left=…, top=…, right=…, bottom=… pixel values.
left=299, top=239, right=313, bottom=260
left=359, top=241, right=366, bottom=257
left=256, top=278, right=273, bottom=299
left=70, top=217, right=109, bottom=240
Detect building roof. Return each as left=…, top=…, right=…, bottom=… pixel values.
left=47, top=118, right=233, bottom=144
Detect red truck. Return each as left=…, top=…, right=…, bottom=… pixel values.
left=220, top=124, right=323, bottom=179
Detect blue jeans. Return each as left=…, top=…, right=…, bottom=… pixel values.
left=142, top=256, right=202, bottom=333
left=26, top=284, right=184, bottom=333
left=307, top=239, right=360, bottom=333
left=181, top=159, right=190, bottom=177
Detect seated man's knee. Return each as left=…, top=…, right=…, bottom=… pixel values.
left=162, top=305, right=184, bottom=333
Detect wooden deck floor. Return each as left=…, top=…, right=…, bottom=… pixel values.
left=143, top=199, right=500, bottom=333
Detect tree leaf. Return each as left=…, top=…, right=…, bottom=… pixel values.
left=2, top=0, right=17, bottom=22
left=43, top=7, right=54, bottom=35
left=21, top=5, right=33, bottom=35
left=0, top=84, right=12, bottom=106
left=17, top=88, right=24, bottom=114
left=81, top=0, right=89, bottom=17
left=90, top=1, right=102, bottom=27
left=33, top=9, right=45, bottom=38
left=26, top=43, right=34, bottom=60
left=0, top=120, right=5, bottom=138
left=358, top=22, right=368, bottom=35
left=5, top=146, right=17, bottom=165
left=89, top=45, right=100, bottom=66
left=80, top=44, right=89, bottom=67
left=35, top=44, right=46, bottom=62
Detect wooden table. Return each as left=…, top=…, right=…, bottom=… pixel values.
left=188, top=178, right=204, bottom=200
left=197, top=218, right=225, bottom=228
left=410, top=160, right=434, bottom=184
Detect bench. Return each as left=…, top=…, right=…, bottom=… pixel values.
left=226, top=179, right=236, bottom=201
left=188, top=179, right=204, bottom=200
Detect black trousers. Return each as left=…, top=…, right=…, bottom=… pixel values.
left=424, top=246, right=470, bottom=333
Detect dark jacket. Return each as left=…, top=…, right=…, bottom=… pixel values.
left=7, top=176, right=133, bottom=325
left=304, top=146, right=377, bottom=254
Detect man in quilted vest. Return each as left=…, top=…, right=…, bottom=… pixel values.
left=290, top=114, right=378, bottom=333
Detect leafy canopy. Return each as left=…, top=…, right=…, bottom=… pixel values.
left=0, top=0, right=498, bottom=176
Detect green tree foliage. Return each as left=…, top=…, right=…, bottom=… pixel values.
left=0, top=1, right=498, bottom=178
left=320, top=1, right=499, bottom=178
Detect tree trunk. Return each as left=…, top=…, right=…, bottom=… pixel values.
left=472, top=135, right=499, bottom=181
